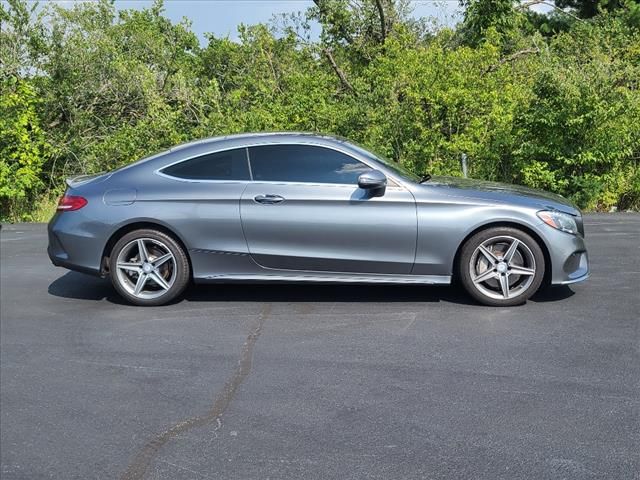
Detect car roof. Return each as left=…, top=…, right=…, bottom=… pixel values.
left=168, top=132, right=349, bottom=153
left=115, top=132, right=375, bottom=176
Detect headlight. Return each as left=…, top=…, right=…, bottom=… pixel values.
left=537, top=210, right=578, bottom=235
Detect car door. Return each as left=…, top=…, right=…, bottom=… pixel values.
left=240, top=143, right=417, bottom=274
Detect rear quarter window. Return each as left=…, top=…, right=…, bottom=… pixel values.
left=161, top=148, right=250, bottom=181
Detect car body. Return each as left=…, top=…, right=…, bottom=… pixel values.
left=48, top=132, right=589, bottom=306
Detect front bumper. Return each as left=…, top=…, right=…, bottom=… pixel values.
left=559, top=270, right=589, bottom=285
left=557, top=250, right=589, bottom=284
left=541, top=223, right=589, bottom=285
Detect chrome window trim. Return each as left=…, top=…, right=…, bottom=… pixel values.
left=154, top=140, right=410, bottom=190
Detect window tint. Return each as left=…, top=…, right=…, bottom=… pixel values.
left=161, top=148, right=250, bottom=180
left=346, top=141, right=421, bottom=183
left=248, top=145, right=371, bottom=184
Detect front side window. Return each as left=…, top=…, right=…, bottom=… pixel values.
left=344, top=141, right=421, bottom=183
left=161, top=148, right=250, bottom=181
left=248, top=144, right=371, bottom=184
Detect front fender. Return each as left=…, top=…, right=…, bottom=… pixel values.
left=412, top=202, right=548, bottom=276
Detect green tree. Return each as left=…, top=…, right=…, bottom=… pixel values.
left=459, top=0, right=520, bottom=46
left=514, top=17, right=640, bottom=209
left=553, top=0, right=639, bottom=18
left=0, top=78, right=51, bottom=220
left=1, top=0, right=639, bottom=220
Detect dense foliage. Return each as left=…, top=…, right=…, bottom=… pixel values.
left=1, top=0, right=639, bottom=221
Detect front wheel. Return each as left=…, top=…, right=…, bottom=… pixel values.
left=109, top=229, right=190, bottom=306
left=458, top=227, right=545, bottom=307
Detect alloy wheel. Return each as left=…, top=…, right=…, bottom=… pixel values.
left=115, top=238, right=177, bottom=300
left=469, top=235, right=537, bottom=301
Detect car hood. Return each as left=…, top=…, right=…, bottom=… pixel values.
left=424, top=176, right=580, bottom=215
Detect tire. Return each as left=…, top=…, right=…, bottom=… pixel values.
left=109, top=229, right=190, bottom=306
left=458, top=227, right=545, bottom=307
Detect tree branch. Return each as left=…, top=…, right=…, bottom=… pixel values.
left=485, top=47, right=540, bottom=73
left=322, top=48, right=356, bottom=94
left=517, top=0, right=585, bottom=22
left=374, top=0, right=387, bottom=42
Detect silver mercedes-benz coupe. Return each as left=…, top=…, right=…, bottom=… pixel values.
left=48, top=132, right=589, bottom=306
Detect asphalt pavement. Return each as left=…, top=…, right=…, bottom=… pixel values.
left=1, top=214, right=639, bottom=480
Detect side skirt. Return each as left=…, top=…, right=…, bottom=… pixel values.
left=195, top=272, right=451, bottom=285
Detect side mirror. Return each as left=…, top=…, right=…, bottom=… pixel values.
left=358, top=170, right=387, bottom=195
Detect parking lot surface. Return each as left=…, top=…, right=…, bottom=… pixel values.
left=1, top=214, right=639, bottom=479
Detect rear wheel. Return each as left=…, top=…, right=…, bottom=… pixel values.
left=109, top=229, right=190, bottom=306
left=458, top=227, right=545, bottom=306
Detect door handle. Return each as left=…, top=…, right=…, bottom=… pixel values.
left=254, top=194, right=285, bottom=205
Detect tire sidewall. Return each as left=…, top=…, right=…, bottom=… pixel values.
left=458, top=227, right=545, bottom=307
left=109, top=229, right=190, bottom=306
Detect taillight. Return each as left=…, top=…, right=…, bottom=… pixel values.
left=57, top=194, right=88, bottom=211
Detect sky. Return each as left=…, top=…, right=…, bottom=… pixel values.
left=22, top=0, right=554, bottom=44
left=27, top=0, right=466, bottom=42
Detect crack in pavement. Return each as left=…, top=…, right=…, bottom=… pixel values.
left=120, top=305, right=272, bottom=480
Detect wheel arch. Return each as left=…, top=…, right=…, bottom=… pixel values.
left=452, top=221, right=552, bottom=286
left=101, top=220, right=192, bottom=277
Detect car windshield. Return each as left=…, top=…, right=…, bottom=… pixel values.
left=342, top=140, right=421, bottom=183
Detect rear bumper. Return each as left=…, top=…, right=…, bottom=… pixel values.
left=48, top=245, right=102, bottom=276
left=47, top=212, right=104, bottom=276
